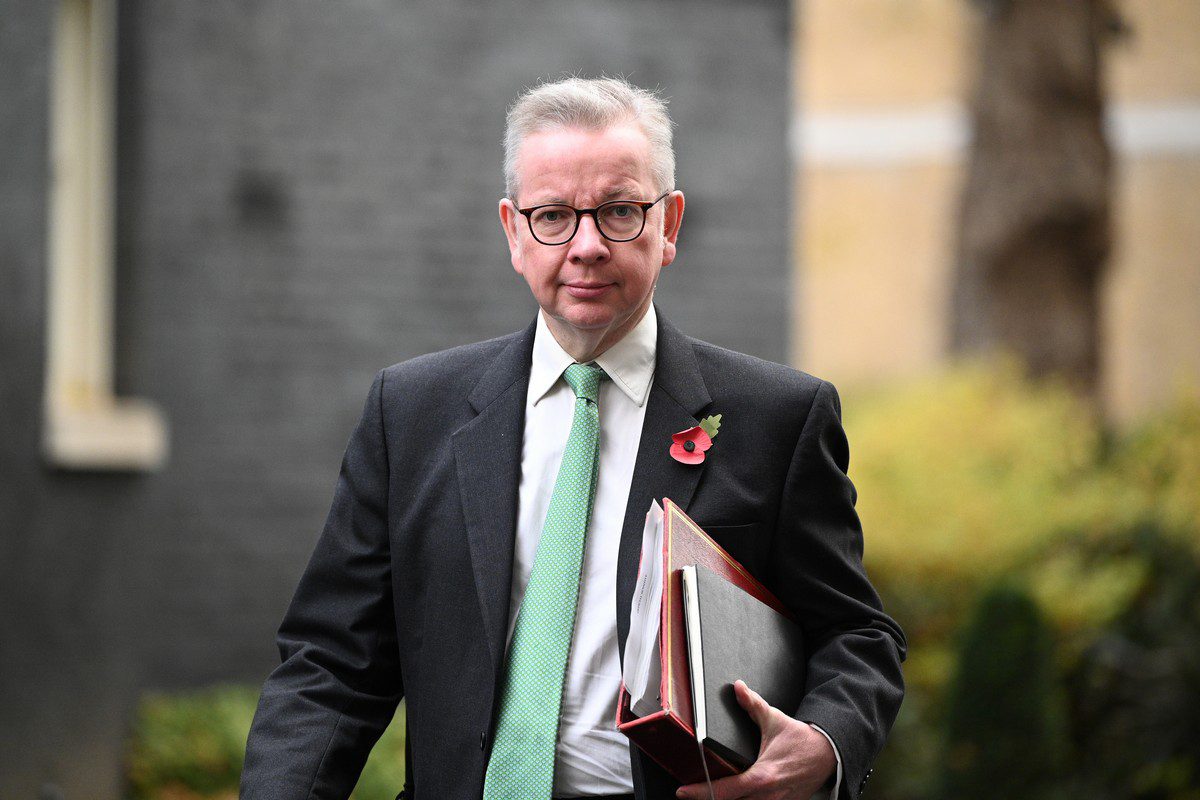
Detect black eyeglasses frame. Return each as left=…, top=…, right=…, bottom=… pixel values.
left=515, top=191, right=672, bottom=245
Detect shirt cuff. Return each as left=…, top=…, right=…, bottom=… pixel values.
left=807, top=723, right=843, bottom=800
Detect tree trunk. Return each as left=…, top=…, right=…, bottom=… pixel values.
left=951, top=0, right=1118, bottom=395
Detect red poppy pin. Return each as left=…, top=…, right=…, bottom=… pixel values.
left=670, top=414, right=722, bottom=465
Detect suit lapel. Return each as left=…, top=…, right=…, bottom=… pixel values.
left=616, top=312, right=713, bottom=661
left=452, top=322, right=535, bottom=680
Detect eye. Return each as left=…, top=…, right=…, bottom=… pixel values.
left=607, top=203, right=636, bottom=218
left=531, top=206, right=572, bottom=226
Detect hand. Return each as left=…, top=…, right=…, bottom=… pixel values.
left=676, top=680, right=837, bottom=800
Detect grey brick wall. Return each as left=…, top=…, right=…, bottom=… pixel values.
left=0, top=1, right=791, bottom=796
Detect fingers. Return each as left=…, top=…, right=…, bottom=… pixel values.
left=734, top=679, right=774, bottom=731
left=677, top=682, right=796, bottom=799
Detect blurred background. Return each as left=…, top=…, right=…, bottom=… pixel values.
left=0, top=1, right=1196, bottom=799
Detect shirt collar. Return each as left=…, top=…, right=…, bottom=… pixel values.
left=529, top=305, right=658, bottom=408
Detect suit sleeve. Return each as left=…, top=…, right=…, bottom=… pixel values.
left=770, top=379, right=906, bottom=800
left=242, top=370, right=403, bottom=800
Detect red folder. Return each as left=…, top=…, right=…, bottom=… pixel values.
left=616, top=498, right=795, bottom=784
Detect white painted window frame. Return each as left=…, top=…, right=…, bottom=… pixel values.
left=44, top=0, right=167, bottom=470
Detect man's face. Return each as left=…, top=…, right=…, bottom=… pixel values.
left=500, top=123, right=684, bottom=355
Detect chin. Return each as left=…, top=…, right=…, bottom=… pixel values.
left=553, top=300, right=619, bottom=329
left=560, top=310, right=618, bottom=333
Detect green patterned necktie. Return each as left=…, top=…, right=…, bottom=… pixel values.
left=483, top=362, right=607, bottom=800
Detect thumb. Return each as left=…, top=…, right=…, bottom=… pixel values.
left=733, top=679, right=773, bottom=731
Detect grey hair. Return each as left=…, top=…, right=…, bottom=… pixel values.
left=503, top=76, right=675, bottom=200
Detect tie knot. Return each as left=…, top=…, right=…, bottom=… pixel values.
left=563, top=363, right=606, bottom=403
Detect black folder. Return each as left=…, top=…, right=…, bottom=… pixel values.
left=680, top=563, right=807, bottom=769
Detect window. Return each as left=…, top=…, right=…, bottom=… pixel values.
left=44, top=0, right=167, bottom=470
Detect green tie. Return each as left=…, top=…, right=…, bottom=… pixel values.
left=483, top=363, right=607, bottom=800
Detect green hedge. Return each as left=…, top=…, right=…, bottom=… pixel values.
left=843, top=361, right=1200, bottom=800
left=937, top=582, right=1065, bottom=800
left=125, top=688, right=405, bottom=800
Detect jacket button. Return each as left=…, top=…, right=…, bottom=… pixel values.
left=480, top=731, right=486, bottom=750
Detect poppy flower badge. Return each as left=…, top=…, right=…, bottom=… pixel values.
left=670, top=414, right=722, bottom=465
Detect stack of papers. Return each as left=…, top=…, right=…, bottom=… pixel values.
left=622, top=501, right=664, bottom=717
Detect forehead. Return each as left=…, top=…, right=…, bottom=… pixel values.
left=515, top=123, right=655, bottom=203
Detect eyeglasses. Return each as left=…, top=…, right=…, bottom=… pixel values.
left=515, top=192, right=671, bottom=245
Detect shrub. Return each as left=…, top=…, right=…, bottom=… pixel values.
left=124, top=686, right=406, bottom=800
left=1057, top=526, right=1200, bottom=800
left=840, top=361, right=1200, bottom=800
left=126, top=685, right=257, bottom=800
left=1098, top=397, right=1200, bottom=537
left=845, top=360, right=1100, bottom=600
left=937, top=583, right=1064, bottom=800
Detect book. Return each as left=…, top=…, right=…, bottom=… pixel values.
left=680, top=563, right=807, bottom=770
left=616, top=498, right=805, bottom=784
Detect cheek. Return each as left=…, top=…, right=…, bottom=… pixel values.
left=525, top=254, right=559, bottom=286
left=632, top=251, right=663, bottom=286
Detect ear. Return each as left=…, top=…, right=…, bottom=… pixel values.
left=659, top=190, right=685, bottom=268
left=499, top=198, right=524, bottom=274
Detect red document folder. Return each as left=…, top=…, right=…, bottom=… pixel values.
left=616, top=498, right=796, bottom=784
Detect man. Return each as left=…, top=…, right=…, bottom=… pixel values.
left=242, top=77, right=905, bottom=800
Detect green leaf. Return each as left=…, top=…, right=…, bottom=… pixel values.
left=700, top=414, right=722, bottom=439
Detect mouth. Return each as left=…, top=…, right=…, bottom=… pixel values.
left=563, top=281, right=615, bottom=299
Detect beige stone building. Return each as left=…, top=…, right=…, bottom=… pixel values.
left=792, top=0, right=1200, bottom=422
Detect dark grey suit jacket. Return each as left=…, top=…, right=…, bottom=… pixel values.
left=241, top=311, right=905, bottom=800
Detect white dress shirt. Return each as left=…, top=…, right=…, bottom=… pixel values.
left=508, top=306, right=657, bottom=795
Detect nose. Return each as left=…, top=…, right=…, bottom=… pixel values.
left=567, top=213, right=610, bottom=264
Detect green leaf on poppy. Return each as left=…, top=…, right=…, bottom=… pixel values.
left=699, top=414, right=722, bottom=439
